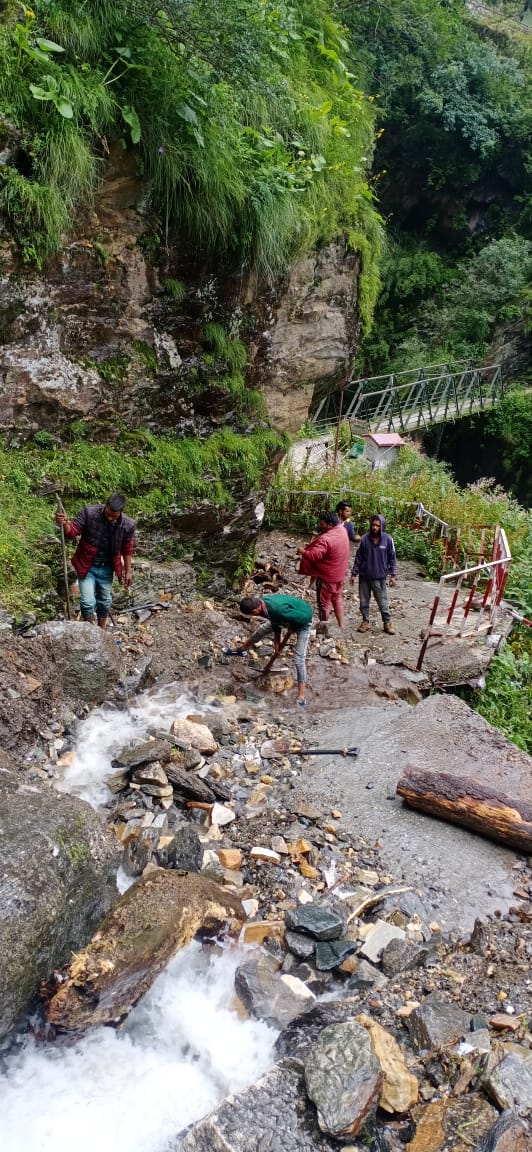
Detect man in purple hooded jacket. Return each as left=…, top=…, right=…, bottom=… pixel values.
left=350, top=513, right=397, bottom=634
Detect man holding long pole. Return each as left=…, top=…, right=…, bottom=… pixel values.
left=55, top=494, right=136, bottom=629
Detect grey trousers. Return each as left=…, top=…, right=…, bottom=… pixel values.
left=359, top=577, right=390, bottom=623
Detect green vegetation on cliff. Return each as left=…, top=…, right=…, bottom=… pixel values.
left=0, top=0, right=382, bottom=322
left=0, top=426, right=286, bottom=612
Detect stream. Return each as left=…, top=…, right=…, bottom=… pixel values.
left=1, top=687, right=277, bottom=1152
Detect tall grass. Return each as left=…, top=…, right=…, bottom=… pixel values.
left=0, top=0, right=382, bottom=304
left=268, top=444, right=531, bottom=576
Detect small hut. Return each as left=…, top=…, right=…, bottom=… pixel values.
left=362, top=432, right=405, bottom=469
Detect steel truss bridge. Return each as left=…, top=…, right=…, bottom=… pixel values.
left=313, top=361, right=504, bottom=434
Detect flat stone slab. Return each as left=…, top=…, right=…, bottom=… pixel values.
left=314, top=939, right=357, bottom=971
left=359, top=919, right=405, bottom=963
left=285, top=904, right=344, bottom=941
left=176, top=1060, right=339, bottom=1152
left=112, top=739, right=172, bottom=769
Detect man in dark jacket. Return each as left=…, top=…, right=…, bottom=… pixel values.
left=227, top=594, right=313, bottom=706
left=350, top=513, right=397, bottom=634
left=335, top=501, right=360, bottom=544
left=55, top=494, right=136, bottom=629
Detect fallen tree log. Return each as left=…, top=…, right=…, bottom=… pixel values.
left=43, top=869, right=244, bottom=1034
left=396, top=765, right=532, bottom=853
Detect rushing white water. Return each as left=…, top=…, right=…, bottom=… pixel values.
left=1, top=943, right=277, bottom=1152
left=56, top=685, right=207, bottom=806
left=1, top=689, right=277, bottom=1150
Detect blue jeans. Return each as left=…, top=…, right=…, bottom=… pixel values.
left=78, top=565, right=114, bottom=620
left=252, top=620, right=312, bottom=684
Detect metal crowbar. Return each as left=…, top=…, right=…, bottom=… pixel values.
left=260, top=737, right=359, bottom=759
left=298, top=746, right=360, bottom=758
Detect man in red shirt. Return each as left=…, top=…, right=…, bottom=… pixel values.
left=297, top=511, right=350, bottom=628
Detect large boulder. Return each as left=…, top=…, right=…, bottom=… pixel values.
left=258, top=241, right=360, bottom=433
left=35, top=620, right=123, bottom=703
left=176, top=1060, right=340, bottom=1152
left=0, top=767, right=119, bottom=1039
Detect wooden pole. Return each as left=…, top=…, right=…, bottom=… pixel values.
left=333, top=388, right=345, bottom=470
left=55, top=494, right=72, bottom=620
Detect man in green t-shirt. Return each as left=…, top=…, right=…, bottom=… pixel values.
left=227, top=594, right=313, bottom=707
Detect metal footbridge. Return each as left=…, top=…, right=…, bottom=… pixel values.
left=313, top=361, right=504, bottom=434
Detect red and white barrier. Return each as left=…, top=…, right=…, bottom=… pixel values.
left=416, top=527, right=512, bottom=670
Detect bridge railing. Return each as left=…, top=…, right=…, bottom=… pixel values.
left=265, top=486, right=421, bottom=537
left=312, top=362, right=504, bottom=433
left=313, top=360, right=474, bottom=425
left=414, top=504, right=500, bottom=573
left=417, top=527, right=512, bottom=669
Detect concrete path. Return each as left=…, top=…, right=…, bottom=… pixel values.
left=293, top=693, right=529, bottom=936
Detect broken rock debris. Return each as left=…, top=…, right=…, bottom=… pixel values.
left=33, top=690, right=532, bottom=1149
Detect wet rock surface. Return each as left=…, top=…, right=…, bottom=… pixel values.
left=34, top=620, right=123, bottom=704
left=176, top=1060, right=340, bottom=1152
left=0, top=768, right=119, bottom=1039
left=304, top=1020, right=383, bottom=1138
left=478, top=1109, right=532, bottom=1152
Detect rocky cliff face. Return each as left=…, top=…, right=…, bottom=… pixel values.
left=0, top=152, right=360, bottom=440
left=254, top=244, right=359, bottom=434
